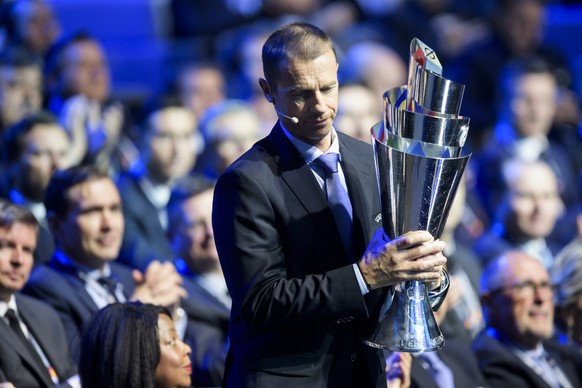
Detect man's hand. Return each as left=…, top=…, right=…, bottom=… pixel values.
left=131, top=261, right=188, bottom=308
left=358, top=230, right=446, bottom=290
left=385, top=351, right=412, bottom=388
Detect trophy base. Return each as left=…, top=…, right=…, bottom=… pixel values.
left=362, top=336, right=445, bottom=354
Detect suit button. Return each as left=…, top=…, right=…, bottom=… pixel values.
left=351, top=353, right=358, bottom=362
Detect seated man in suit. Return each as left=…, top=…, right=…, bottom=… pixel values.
left=0, top=199, right=78, bottom=387
left=474, top=250, right=582, bottom=387
left=473, top=158, right=564, bottom=268
left=22, top=165, right=187, bottom=362
left=116, top=96, right=200, bottom=270
left=167, top=175, right=230, bottom=386
left=1, top=111, right=72, bottom=265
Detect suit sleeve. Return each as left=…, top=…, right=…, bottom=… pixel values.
left=213, top=167, right=370, bottom=333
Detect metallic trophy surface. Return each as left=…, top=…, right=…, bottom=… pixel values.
left=363, top=38, right=471, bottom=353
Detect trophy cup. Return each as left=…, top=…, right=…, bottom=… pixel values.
left=363, top=38, right=471, bottom=353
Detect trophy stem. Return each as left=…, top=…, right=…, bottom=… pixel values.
left=364, top=281, right=444, bottom=353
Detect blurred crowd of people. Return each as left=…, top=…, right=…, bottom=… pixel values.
left=1, top=0, right=582, bottom=387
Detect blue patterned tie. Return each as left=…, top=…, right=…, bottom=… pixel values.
left=316, top=153, right=353, bottom=259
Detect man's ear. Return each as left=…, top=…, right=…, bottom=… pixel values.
left=258, top=78, right=273, bottom=103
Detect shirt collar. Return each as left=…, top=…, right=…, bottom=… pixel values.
left=53, top=249, right=112, bottom=280
left=279, top=121, right=342, bottom=165
left=0, top=294, right=18, bottom=318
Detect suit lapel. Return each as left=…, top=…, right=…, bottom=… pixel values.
left=268, top=124, right=344, bottom=256
left=0, top=303, right=53, bottom=386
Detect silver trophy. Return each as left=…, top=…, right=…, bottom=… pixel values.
left=363, top=38, right=471, bottom=353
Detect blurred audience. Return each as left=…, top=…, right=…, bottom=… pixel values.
left=197, top=99, right=262, bottom=178
left=551, top=222, right=582, bottom=352
left=0, top=199, right=78, bottom=387
left=342, top=40, right=407, bottom=100
left=449, top=0, right=572, bottom=145
left=336, top=82, right=381, bottom=143
left=474, top=159, right=565, bottom=268
left=117, top=96, right=199, bottom=270
left=0, top=0, right=60, bottom=56
left=474, top=56, right=580, bottom=213
left=79, top=302, right=192, bottom=388
left=44, top=32, right=125, bottom=170
left=0, top=46, right=43, bottom=137
left=23, top=165, right=188, bottom=361
left=1, top=111, right=72, bottom=265
left=474, top=250, right=582, bottom=387
left=174, top=60, right=227, bottom=123
left=167, top=176, right=230, bottom=387
left=439, top=177, right=485, bottom=342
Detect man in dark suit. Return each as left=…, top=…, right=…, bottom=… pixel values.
left=0, top=111, right=72, bottom=265
left=22, top=165, right=187, bottom=362
left=474, top=250, right=582, bottom=387
left=116, top=96, right=200, bottom=270
left=0, top=199, right=78, bottom=387
left=212, top=22, right=449, bottom=387
left=167, top=176, right=230, bottom=387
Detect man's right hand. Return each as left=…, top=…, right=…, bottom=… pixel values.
left=357, top=230, right=446, bottom=290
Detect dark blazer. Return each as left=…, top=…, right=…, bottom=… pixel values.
left=0, top=294, right=77, bottom=387
left=116, top=171, right=175, bottom=270
left=181, top=275, right=230, bottom=387
left=472, top=330, right=582, bottom=388
left=213, top=124, right=387, bottom=387
left=409, top=339, right=487, bottom=388
left=22, top=257, right=137, bottom=361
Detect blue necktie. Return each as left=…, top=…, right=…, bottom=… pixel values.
left=316, top=153, right=353, bottom=259
left=418, top=351, right=455, bottom=388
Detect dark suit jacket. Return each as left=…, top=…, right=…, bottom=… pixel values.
left=181, top=275, right=230, bottom=387
left=22, top=257, right=137, bottom=361
left=213, top=124, right=387, bottom=387
left=0, top=294, right=77, bottom=387
left=409, top=339, right=487, bottom=388
left=116, top=171, right=175, bottom=270
left=472, top=329, right=582, bottom=388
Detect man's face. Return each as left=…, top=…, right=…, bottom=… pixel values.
left=506, top=163, right=562, bottom=239
left=210, top=110, right=261, bottom=173
left=171, top=189, right=219, bottom=274
left=0, top=65, right=42, bottom=128
left=16, top=124, right=71, bottom=201
left=53, top=178, right=123, bottom=269
left=488, top=256, right=554, bottom=348
left=179, top=67, right=225, bottom=119
left=511, top=72, right=557, bottom=137
left=268, top=48, right=339, bottom=150
left=146, top=107, right=197, bottom=183
left=0, top=222, right=37, bottom=301
left=59, top=40, right=110, bottom=102
left=14, top=0, right=60, bottom=54
left=336, top=84, right=379, bottom=144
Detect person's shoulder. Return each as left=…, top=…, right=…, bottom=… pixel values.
left=15, top=292, right=61, bottom=317
left=220, top=137, right=273, bottom=177
left=23, top=263, right=75, bottom=297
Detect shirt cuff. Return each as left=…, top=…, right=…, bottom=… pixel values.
left=353, top=263, right=370, bottom=295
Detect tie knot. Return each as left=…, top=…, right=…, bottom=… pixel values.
left=317, top=153, right=340, bottom=174
left=97, top=276, right=118, bottom=291
left=5, top=308, right=17, bottom=322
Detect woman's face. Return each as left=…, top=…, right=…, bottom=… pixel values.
left=155, top=314, right=192, bottom=388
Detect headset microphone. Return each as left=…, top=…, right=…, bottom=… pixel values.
left=275, top=107, right=299, bottom=124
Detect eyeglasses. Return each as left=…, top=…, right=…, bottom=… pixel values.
left=490, top=280, right=553, bottom=299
